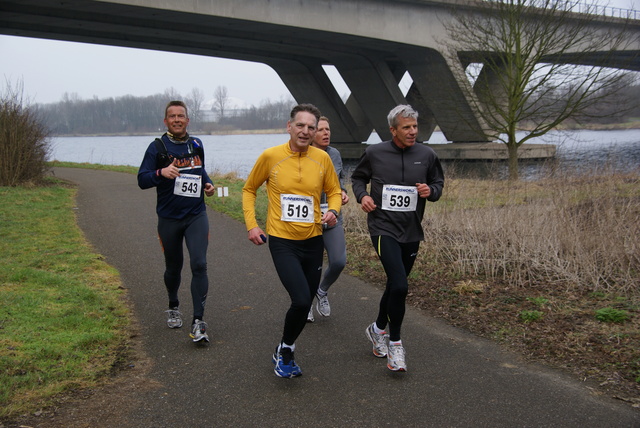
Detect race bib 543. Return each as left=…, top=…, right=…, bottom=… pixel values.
left=174, top=174, right=201, bottom=198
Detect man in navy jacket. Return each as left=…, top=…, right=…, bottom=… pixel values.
left=138, top=100, right=215, bottom=344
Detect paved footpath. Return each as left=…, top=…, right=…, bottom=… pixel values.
left=53, top=167, right=639, bottom=428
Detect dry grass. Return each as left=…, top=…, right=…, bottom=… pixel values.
left=425, top=173, right=639, bottom=294
left=343, top=170, right=640, bottom=405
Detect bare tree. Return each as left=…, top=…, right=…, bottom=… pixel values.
left=163, top=87, right=182, bottom=101
left=213, top=85, right=232, bottom=121
left=185, top=87, right=206, bottom=126
left=442, top=0, right=639, bottom=179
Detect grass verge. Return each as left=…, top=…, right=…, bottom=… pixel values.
left=0, top=176, right=130, bottom=419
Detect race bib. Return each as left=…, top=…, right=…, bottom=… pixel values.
left=174, top=174, right=201, bottom=198
left=281, top=194, right=314, bottom=223
left=381, top=184, right=418, bottom=212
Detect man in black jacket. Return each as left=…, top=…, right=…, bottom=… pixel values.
left=351, top=104, right=444, bottom=372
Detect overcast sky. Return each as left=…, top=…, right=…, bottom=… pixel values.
left=0, top=35, right=301, bottom=107
left=1, top=0, right=636, bottom=107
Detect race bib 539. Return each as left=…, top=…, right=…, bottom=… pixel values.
left=381, top=184, right=418, bottom=212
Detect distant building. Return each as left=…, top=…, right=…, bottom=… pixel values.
left=200, top=97, right=250, bottom=122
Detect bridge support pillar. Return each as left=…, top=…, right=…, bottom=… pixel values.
left=265, top=58, right=372, bottom=142
left=334, top=55, right=406, bottom=140
left=400, top=48, right=493, bottom=143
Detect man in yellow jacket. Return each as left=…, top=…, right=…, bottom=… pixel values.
left=243, top=103, right=342, bottom=378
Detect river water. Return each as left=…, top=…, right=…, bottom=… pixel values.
left=49, top=129, right=640, bottom=180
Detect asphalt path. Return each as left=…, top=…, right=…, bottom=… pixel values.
left=53, top=167, right=639, bottom=428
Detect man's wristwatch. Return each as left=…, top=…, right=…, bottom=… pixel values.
left=328, top=209, right=338, bottom=218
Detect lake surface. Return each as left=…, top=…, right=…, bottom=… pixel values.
left=49, top=133, right=289, bottom=179
left=49, top=129, right=640, bottom=180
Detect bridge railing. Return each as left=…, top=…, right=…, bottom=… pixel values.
left=560, top=1, right=639, bottom=20
left=482, top=1, right=640, bottom=20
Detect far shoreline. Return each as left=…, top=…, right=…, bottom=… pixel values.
left=52, top=122, right=640, bottom=138
left=53, top=128, right=287, bottom=138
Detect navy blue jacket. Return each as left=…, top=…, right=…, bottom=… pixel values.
left=137, top=133, right=213, bottom=219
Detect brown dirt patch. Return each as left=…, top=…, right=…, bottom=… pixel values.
left=405, top=276, right=640, bottom=408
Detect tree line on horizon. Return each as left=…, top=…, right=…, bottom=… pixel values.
left=33, top=80, right=640, bottom=136
left=35, top=86, right=296, bottom=135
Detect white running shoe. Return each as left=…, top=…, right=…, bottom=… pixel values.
left=165, top=308, right=183, bottom=329
left=387, top=342, right=407, bottom=372
left=365, top=323, right=388, bottom=358
left=307, top=307, right=315, bottom=323
left=316, top=293, right=331, bottom=317
left=190, top=319, right=209, bottom=343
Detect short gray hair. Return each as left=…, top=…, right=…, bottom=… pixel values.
left=290, top=103, right=321, bottom=123
left=387, top=104, right=418, bottom=128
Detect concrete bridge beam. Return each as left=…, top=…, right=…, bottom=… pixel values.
left=405, top=82, right=439, bottom=142
left=334, top=58, right=442, bottom=143
left=400, top=48, right=493, bottom=143
left=265, top=58, right=371, bottom=143
left=333, top=55, right=407, bottom=141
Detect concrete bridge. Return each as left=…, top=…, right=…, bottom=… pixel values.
left=1, top=0, right=639, bottom=159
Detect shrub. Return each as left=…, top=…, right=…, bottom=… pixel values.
left=527, top=296, right=550, bottom=306
left=0, top=80, right=51, bottom=186
left=519, top=310, right=544, bottom=323
left=594, top=307, right=630, bottom=323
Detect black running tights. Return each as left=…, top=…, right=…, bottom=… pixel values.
left=269, top=235, right=324, bottom=346
left=371, top=235, right=420, bottom=342
left=157, top=211, right=209, bottom=321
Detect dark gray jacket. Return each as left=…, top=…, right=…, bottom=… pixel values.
left=351, top=140, right=444, bottom=242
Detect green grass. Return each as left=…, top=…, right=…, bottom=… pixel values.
left=519, top=310, right=544, bottom=323
left=205, top=171, right=269, bottom=227
left=0, top=180, right=129, bottom=419
left=526, top=297, right=550, bottom=307
left=49, top=161, right=138, bottom=175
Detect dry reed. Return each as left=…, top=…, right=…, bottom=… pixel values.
left=343, top=170, right=640, bottom=297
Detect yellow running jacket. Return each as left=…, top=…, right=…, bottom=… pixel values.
left=243, top=142, right=342, bottom=240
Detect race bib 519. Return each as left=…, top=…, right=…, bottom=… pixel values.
left=281, top=194, right=314, bottom=223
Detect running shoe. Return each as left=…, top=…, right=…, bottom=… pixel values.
left=307, top=307, right=315, bottom=323
left=387, top=342, right=407, bottom=372
left=165, top=308, right=183, bottom=329
left=365, top=322, right=388, bottom=358
left=190, top=319, right=209, bottom=343
left=316, top=293, right=331, bottom=317
left=272, top=346, right=302, bottom=378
